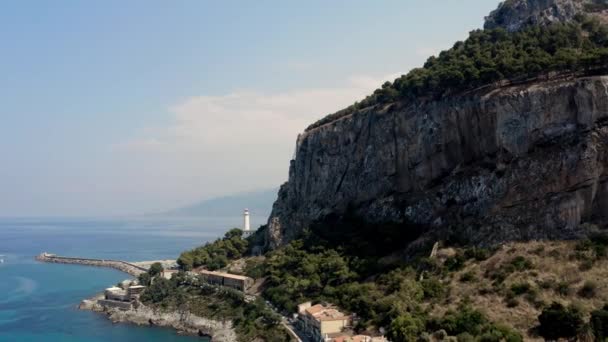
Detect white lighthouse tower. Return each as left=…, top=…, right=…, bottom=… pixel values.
left=243, top=208, right=252, bottom=237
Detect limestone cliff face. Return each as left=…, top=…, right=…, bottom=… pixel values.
left=484, top=0, right=588, bottom=32
left=266, top=76, right=608, bottom=249
left=484, top=0, right=608, bottom=33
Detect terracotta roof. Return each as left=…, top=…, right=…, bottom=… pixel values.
left=305, top=304, right=325, bottom=315
left=331, top=335, right=373, bottom=342
left=196, top=269, right=251, bottom=281
left=305, top=304, right=350, bottom=321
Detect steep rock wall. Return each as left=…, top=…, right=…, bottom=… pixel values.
left=267, top=76, right=608, bottom=249
left=484, top=0, right=587, bottom=32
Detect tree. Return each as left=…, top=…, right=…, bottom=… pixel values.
left=388, top=313, right=425, bottom=342
left=138, top=272, right=151, bottom=286
left=224, top=228, right=243, bottom=239
left=538, top=302, right=584, bottom=340
left=140, top=277, right=174, bottom=303
left=148, top=262, right=164, bottom=277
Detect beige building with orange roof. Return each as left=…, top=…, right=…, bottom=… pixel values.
left=195, top=269, right=254, bottom=291
left=297, top=302, right=352, bottom=342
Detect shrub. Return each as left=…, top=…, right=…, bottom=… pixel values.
left=432, top=305, right=487, bottom=336
left=506, top=297, right=519, bottom=308
left=510, top=282, right=532, bottom=295
left=532, top=246, right=545, bottom=255
left=510, top=256, right=533, bottom=271
left=538, top=302, right=585, bottom=340
left=460, top=271, right=477, bottom=283
left=456, top=332, right=475, bottom=342
left=243, top=258, right=265, bottom=279
left=556, top=281, right=572, bottom=296
left=138, top=272, right=151, bottom=286
left=464, top=248, right=492, bottom=261
left=487, top=256, right=533, bottom=285
left=421, top=277, right=446, bottom=300
left=445, top=253, right=467, bottom=272
left=579, top=258, right=595, bottom=271
left=477, top=324, right=523, bottom=342
left=538, top=278, right=556, bottom=290
left=578, top=281, right=598, bottom=299
left=591, top=305, right=608, bottom=341
left=388, top=313, right=425, bottom=342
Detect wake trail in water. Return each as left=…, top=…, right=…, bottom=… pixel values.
left=0, top=276, right=38, bottom=305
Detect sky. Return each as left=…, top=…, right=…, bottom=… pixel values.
left=0, top=0, right=501, bottom=217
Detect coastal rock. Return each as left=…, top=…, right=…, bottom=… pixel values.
left=82, top=300, right=237, bottom=341
left=79, top=296, right=103, bottom=311
left=266, top=75, right=608, bottom=249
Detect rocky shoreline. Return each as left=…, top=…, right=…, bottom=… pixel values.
left=79, top=295, right=237, bottom=341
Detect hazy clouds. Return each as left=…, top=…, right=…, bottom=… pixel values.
left=109, top=73, right=400, bottom=215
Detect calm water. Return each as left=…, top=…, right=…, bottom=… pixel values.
left=0, top=216, right=262, bottom=342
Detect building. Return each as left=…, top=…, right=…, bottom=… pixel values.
left=127, top=285, right=146, bottom=299
left=196, top=269, right=254, bottom=291
left=161, top=269, right=179, bottom=279
left=104, top=285, right=146, bottom=302
left=104, top=286, right=128, bottom=302
left=298, top=302, right=352, bottom=342
left=242, top=208, right=253, bottom=237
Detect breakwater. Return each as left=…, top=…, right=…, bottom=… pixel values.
left=36, top=253, right=147, bottom=277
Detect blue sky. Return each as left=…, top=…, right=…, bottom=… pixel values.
left=0, top=1, right=500, bottom=217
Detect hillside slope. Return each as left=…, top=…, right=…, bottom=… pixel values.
left=265, top=0, right=608, bottom=249
left=433, top=239, right=608, bottom=340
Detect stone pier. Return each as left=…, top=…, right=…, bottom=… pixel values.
left=36, top=253, right=147, bottom=277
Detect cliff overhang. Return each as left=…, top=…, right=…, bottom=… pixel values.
left=266, top=75, right=608, bottom=251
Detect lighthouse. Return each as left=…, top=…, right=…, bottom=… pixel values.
left=243, top=209, right=252, bottom=237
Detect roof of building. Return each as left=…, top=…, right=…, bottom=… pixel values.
left=195, top=268, right=251, bottom=281
left=128, top=285, right=146, bottom=289
left=305, top=304, right=350, bottom=322
left=331, top=335, right=375, bottom=342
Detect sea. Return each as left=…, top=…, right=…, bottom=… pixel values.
left=0, top=216, right=264, bottom=342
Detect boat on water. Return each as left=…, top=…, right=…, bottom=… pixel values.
left=0, top=255, right=5, bottom=263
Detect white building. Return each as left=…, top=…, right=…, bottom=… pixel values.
left=243, top=208, right=253, bottom=237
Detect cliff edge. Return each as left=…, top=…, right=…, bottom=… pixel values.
left=484, top=0, right=608, bottom=33
left=266, top=0, right=608, bottom=251
left=267, top=75, right=608, bottom=249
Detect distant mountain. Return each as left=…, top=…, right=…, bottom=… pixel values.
left=162, top=188, right=278, bottom=219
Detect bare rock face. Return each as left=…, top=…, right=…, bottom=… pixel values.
left=484, top=0, right=588, bottom=32
left=99, top=302, right=237, bottom=342
left=266, top=76, right=608, bottom=249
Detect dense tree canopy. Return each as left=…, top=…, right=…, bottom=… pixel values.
left=307, top=15, right=608, bottom=130
left=177, top=228, right=248, bottom=271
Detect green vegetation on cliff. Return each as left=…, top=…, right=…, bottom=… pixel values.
left=257, top=233, right=522, bottom=341
left=308, top=15, right=608, bottom=130
left=177, top=228, right=249, bottom=271
left=163, top=222, right=608, bottom=341
left=139, top=270, right=288, bottom=341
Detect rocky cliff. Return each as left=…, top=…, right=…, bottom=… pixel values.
left=80, top=296, right=237, bottom=341
left=265, top=0, right=608, bottom=251
left=266, top=75, right=608, bottom=249
left=484, top=0, right=607, bottom=32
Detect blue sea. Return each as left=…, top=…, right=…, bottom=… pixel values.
left=0, top=216, right=262, bottom=342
